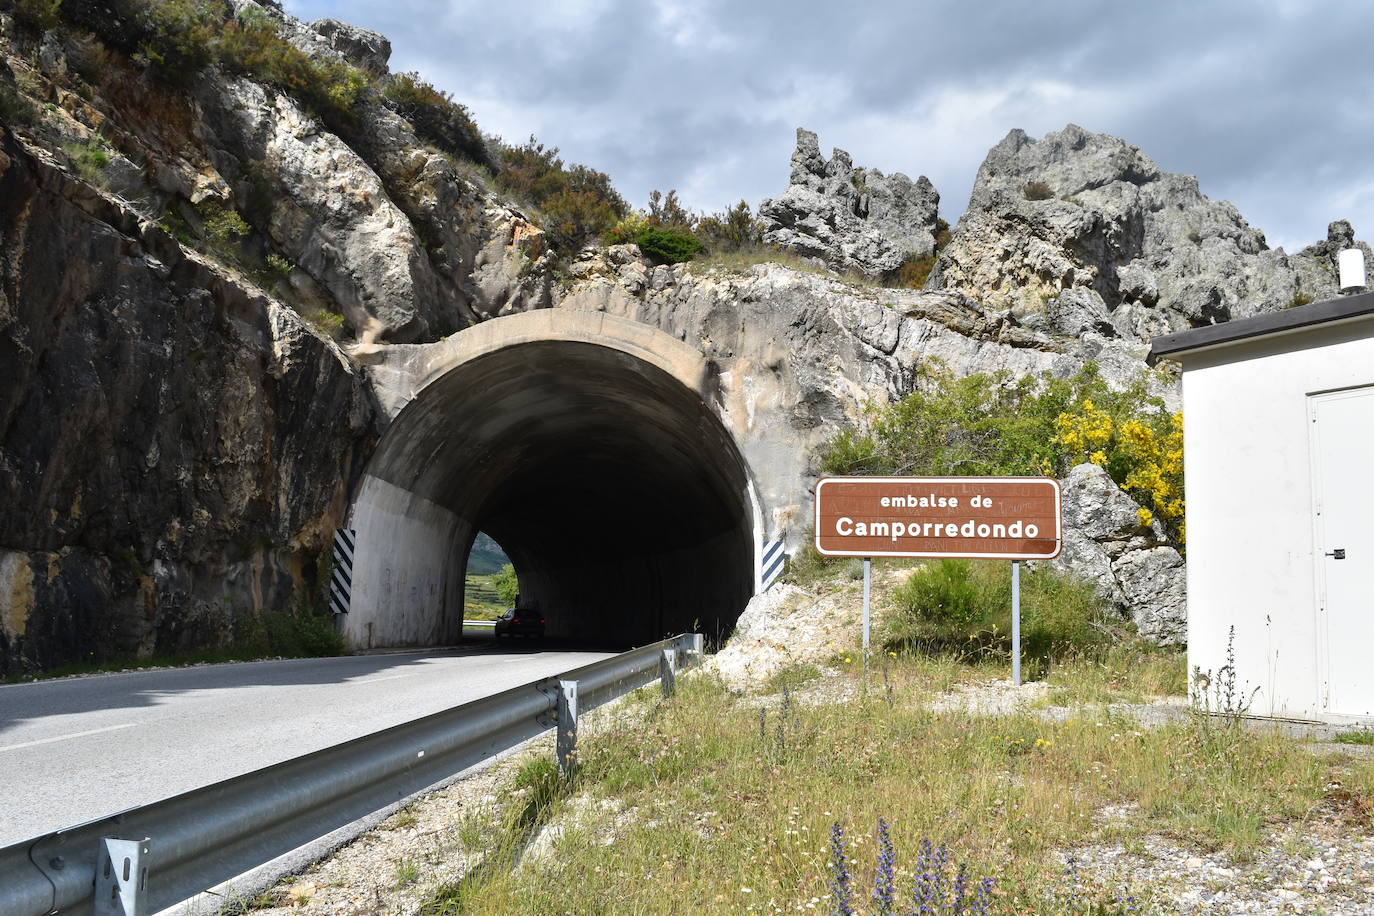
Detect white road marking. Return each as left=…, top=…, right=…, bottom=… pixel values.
left=0, top=722, right=139, bottom=753
left=348, top=674, right=416, bottom=685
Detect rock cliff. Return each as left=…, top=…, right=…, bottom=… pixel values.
left=931, top=124, right=1360, bottom=344
left=2, top=5, right=1366, bottom=670
left=759, top=128, right=940, bottom=278
left=0, top=129, right=374, bottom=671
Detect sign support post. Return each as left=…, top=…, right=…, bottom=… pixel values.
left=862, top=557, right=871, bottom=670
left=1011, top=561, right=1021, bottom=687
left=813, top=476, right=1061, bottom=690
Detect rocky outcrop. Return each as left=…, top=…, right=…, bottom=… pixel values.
left=1, top=6, right=552, bottom=346
left=0, top=131, right=375, bottom=674
left=706, top=582, right=863, bottom=691
left=557, top=246, right=1177, bottom=544
left=309, top=18, right=391, bottom=74
left=197, top=75, right=445, bottom=341
left=759, top=128, right=939, bottom=278
left=1053, top=463, right=1185, bottom=645
left=932, top=124, right=1360, bottom=345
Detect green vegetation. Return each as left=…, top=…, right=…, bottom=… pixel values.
left=5, top=608, right=344, bottom=683
left=303, top=308, right=345, bottom=339
left=0, top=75, right=37, bottom=125
left=53, top=0, right=367, bottom=134
left=889, top=217, right=951, bottom=289
left=1023, top=180, right=1055, bottom=201
left=492, top=563, right=520, bottom=605
left=605, top=190, right=763, bottom=266
left=432, top=658, right=1349, bottom=914
left=62, top=138, right=111, bottom=185
left=9, top=0, right=62, bottom=32
left=463, top=571, right=509, bottom=619
left=822, top=362, right=1185, bottom=542
left=1334, top=730, right=1374, bottom=745
left=265, top=252, right=293, bottom=280
left=200, top=201, right=250, bottom=245
left=383, top=71, right=493, bottom=168
left=494, top=137, right=627, bottom=252
left=629, top=226, right=704, bottom=265
left=884, top=558, right=1110, bottom=660
left=1284, top=290, right=1315, bottom=309
left=420, top=756, right=567, bottom=914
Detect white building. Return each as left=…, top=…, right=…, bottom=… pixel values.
left=1151, top=291, right=1374, bottom=723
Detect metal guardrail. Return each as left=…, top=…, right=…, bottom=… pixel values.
left=0, top=634, right=703, bottom=916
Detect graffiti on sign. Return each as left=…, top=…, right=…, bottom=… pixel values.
left=814, top=476, right=1062, bottom=560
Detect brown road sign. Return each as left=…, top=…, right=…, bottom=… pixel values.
left=814, top=476, right=1062, bottom=559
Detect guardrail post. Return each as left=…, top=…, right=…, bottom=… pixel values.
left=684, top=633, right=703, bottom=666
left=95, top=837, right=150, bottom=916
left=556, top=679, right=578, bottom=777
left=660, top=649, right=677, bottom=697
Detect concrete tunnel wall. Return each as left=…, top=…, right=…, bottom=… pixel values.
left=344, top=313, right=763, bottom=650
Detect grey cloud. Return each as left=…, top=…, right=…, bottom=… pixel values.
left=287, top=0, right=1374, bottom=249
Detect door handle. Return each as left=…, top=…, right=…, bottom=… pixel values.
left=1325, top=548, right=1346, bottom=560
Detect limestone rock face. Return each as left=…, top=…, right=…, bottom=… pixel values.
left=706, top=582, right=863, bottom=691
left=759, top=128, right=940, bottom=278
left=558, top=249, right=1177, bottom=558
left=310, top=18, right=391, bottom=74
left=933, top=124, right=1360, bottom=344
left=0, top=133, right=375, bottom=674
left=197, top=76, right=442, bottom=341
left=1054, top=463, right=1185, bottom=645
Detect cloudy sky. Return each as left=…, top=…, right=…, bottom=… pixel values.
left=286, top=0, right=1373, bottom=252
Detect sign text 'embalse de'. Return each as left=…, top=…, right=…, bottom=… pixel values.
left=814, top=476, right=1062, bottom=560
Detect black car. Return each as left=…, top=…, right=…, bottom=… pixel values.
left=494, top=607, right=544, bottom=639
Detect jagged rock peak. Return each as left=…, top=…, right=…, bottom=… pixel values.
left=310, top=18, right=392, bottom=75
left=932, top=123, right=1358, bottom=344
left=758, top=127, right=939, bottom=278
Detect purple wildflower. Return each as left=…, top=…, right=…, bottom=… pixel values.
left=952, top=862, right=968, bottom=914
left=873, top=818, right=895, bottom=916
left=829, top=821, right=853, bottom=916
left=971, top=876, right=995, bottom=916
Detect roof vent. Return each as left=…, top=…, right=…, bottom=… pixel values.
left=1339, top=248, right=1366, bottom=292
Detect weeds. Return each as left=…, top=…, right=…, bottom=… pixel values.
left=62, top=138, right=111, bottom=185
left=1334, top=730, right=1374, bottom=746
left=449, top=662, right=1325, bottom=913
left=419, top=756, right=569, bottom=914
left=884, top=558, right=1112, bottom=662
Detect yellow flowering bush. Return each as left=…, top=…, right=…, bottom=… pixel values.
left=1055, top=402, right=1185, bottom=543
left=821, top=361, right=1185, bottom=546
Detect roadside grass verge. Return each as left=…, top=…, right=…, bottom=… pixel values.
left=3, top=610, right=344, bottom=683
left=437, top=658, right=1345, bottom=915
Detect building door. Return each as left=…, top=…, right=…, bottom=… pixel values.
left=1310, top=386, right=1374, bottom=717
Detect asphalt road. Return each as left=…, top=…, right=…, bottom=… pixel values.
left=0, top=643, right=614, bottom=847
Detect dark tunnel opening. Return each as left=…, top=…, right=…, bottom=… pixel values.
left=357, top=340, right=757, bottom=649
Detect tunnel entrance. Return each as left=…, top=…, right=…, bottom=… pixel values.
left=346, top=333, right=759, bottom=650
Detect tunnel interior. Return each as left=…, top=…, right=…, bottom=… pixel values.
left=360, top=340, right=757, bottom=648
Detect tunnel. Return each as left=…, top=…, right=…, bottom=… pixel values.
left=344, top=324, right=760, bottom=651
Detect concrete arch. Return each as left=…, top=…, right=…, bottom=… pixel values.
left=345, top=310, right=764, bottom=650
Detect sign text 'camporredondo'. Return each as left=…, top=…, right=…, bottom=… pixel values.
left=813, top=476, right=1062, bottom=560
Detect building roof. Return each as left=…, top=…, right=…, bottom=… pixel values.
left=1149, top=289, right=1374, bottom=363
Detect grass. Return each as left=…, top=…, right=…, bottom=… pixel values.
left=422, top=652, right=1358, bottom=915
left=1334, top=730, right=1374, bottom=745
left=3, top=609, right=344, bottom=683
left=61, top=138, right=111, bottom=186
left=1042, top=644, right=1188, bottom=705
left=464, top=572, right=508, bottom=619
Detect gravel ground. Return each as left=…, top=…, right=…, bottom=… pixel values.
left=1064, top=803, right=1374, bottom=914
left=243, top=752, right=515, bottom=916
